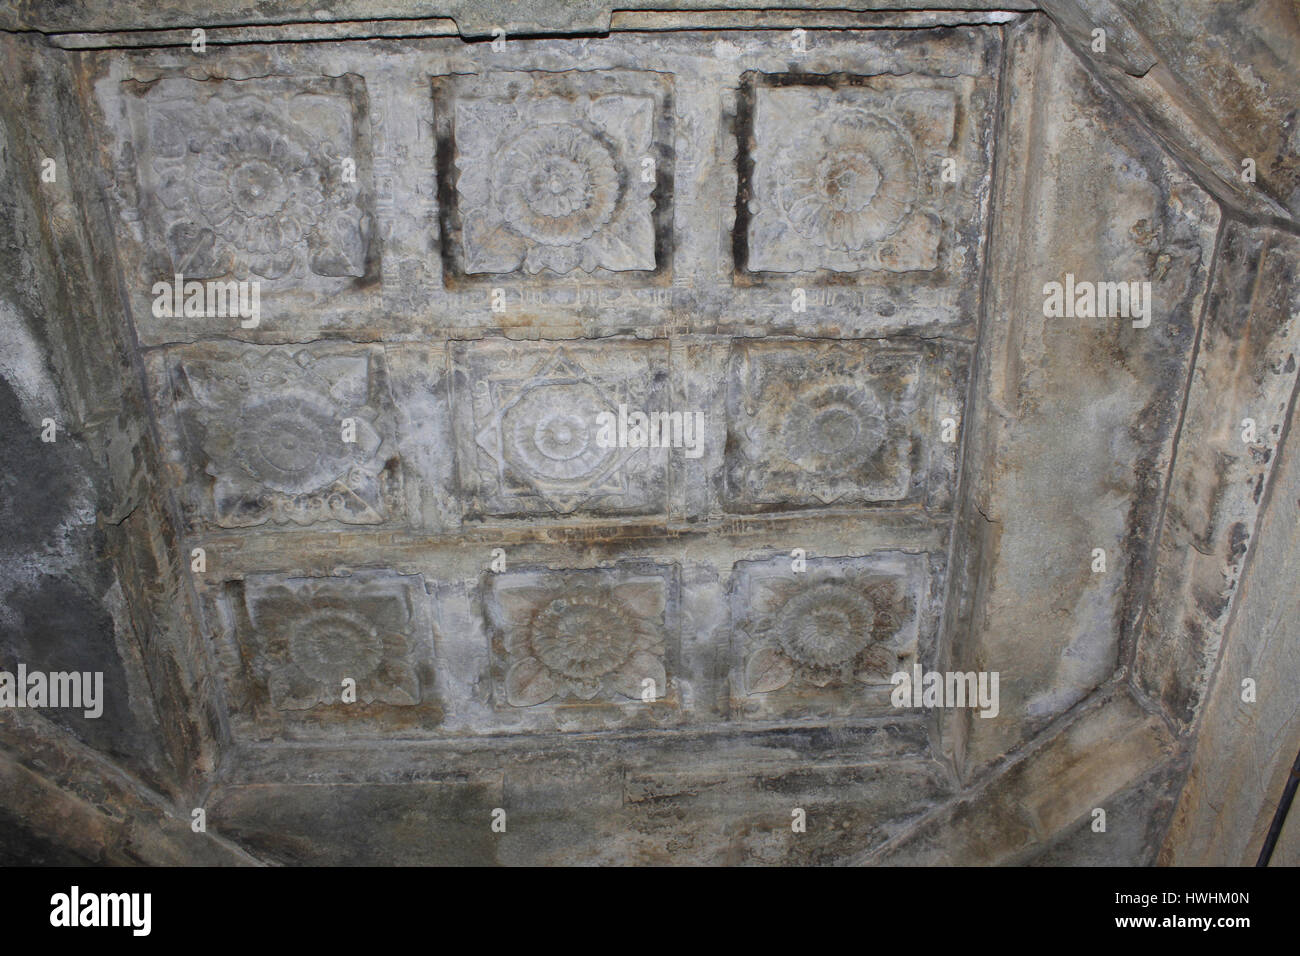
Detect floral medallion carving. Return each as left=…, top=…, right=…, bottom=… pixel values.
left=452, top=341, right=669, bottom=517
left=774, top=110, right=917, bottom=252
left=731, top=555, right=926, bottom=719
left=186, top=118, right=325, bottom=273
left=233, top=573, right=435, bottom=719
left=782, top=384, right=890, bottom=475
left=486, top=567, right=674, bottom=711
left=496, top=124, right=620, bottom=248
left=743, top=79, right=960, bottom=275
left=437, top=72, right=667, bottom=277
left=129, top=76, right=374, bottom=284
left=744, top=579, right=907, bottom=693
left=724, top=341, right=923, bottom=511
left=157, top=344, right=401, bottom=528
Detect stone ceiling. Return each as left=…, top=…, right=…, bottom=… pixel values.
left=0, top=0, right=1297, bottom=866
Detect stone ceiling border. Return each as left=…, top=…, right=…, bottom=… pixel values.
left=4, top=2, right=1036, bottom=38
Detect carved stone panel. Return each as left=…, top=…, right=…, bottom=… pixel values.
left=730, top=553, right=931, bottom=721
left=720, top=339, right=962, bottom=513
left=433, top=70, right=671, bottom=282
left=737, top=71, right=988, bottom=281
left=113, top=74, right=378, bottom=342
left=88, top=29, right=995, bottom=339
left=146, top=343, right=402, bottom=530
left=451, top=339, right=672, bottom=519
left=215, top=571, right=439, bottom=736
left=483, top=564, right=681, bottom=731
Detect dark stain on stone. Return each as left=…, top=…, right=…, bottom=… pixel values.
left=1, top=574, right=147, bottom=765
left=1227, top=521, right=1249, bottom=564
left=1193, top=581, right=1230, bottom=621
left=731, top=73, right=757, bottom=283
left=0, top=377, right=75, bottom=550
left=0, top=807, right=101, bottom=865
left=430, top=76, right=466, bottom=292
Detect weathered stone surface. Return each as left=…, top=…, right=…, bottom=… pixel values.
left=101, top=74, right=378, bottom=343
left=1042, top=0, right=1300, bottom=223
left=1160, top=315, right=1300, bottom=864
left=0, top=707, right=254, bottom=865
left=195, top=542, right=943, bottom=742
left=146, top=342, right=403, bottom=530
left=951, top=15, right=1219, bottom=776
left=1, top=1, right=1036, bottom=38
left=1135, top=225, right=1300, bottom=727
left=4, top=4, right=1299, bottom=867
left=870, top=690, right=1175, bottom=865
left=1025, top=761, right=1185, bottom=866
left=0, top=34, right=193, bottom=802
left=208, top=779, right=503, bottom=865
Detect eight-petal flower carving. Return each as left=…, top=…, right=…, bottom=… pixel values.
left=175, top=346, right=395, bottom=527
left=744, top=578, right=905, bottom=694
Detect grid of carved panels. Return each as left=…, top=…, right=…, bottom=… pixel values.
left=101, top=28, right=997, bottom=341
left=96, top=26, right=998, bottom=739
left=142, top=337, right=964, bottom=534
